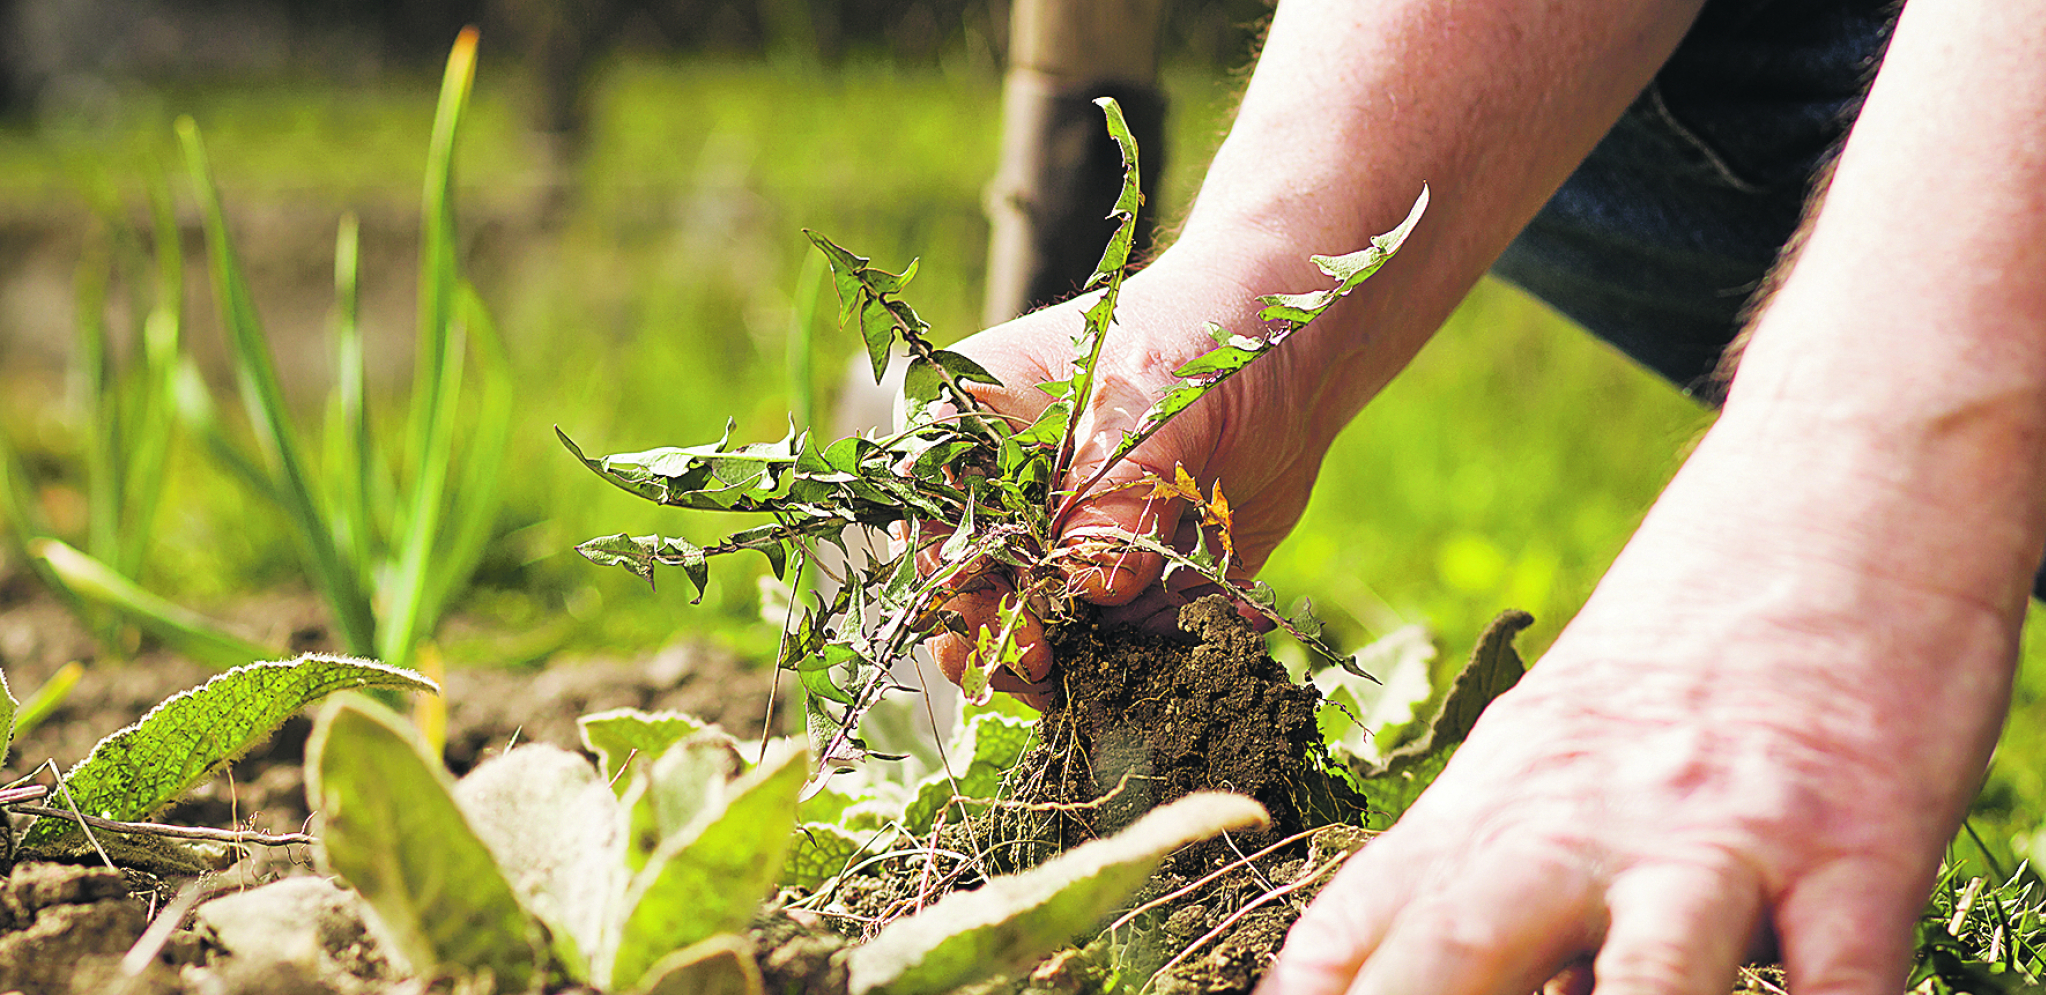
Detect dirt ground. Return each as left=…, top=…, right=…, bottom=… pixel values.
left=0, top=578, right=1346, bottom=994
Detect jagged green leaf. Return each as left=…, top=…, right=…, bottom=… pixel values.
left=1101, top=187, right=1429, bottom=473
left=576, top=533, right=710, bottom=601
left=24, top=656, right=436, bottom=847
left=1393, top=608, right=1533, bottom=760
left=306, top=695, right=543, bottom=989
left=453, top=744, right=629, bottom=984
left=1257, top=187, right=1430, bottom=325
left=845, top=793, right=1270, bottom=995
left=579, top=708, right=713, bottom=789
left=1347, top=610, right=1533, bottom=827
left=613, top=741, right=807, bottom=990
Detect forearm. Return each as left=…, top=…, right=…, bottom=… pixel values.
left=1157, top=0, right=1704, bottom=431
left=1657, top=0, right=2046, bottom=622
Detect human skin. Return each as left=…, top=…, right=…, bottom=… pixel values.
left=929, top=0, right=2046, bottom=990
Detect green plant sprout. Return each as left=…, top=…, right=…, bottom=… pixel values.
left=562, top=97, right=1428, bottom=778
left=0, top=29, right=510, bottom=679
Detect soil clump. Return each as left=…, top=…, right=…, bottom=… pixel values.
left=1015, top=595, right=1358, bottom=854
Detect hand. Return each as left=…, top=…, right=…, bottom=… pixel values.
left=1260, top=426, right=2020, bottom=994
left=919, top=248, right=1366, bottom=706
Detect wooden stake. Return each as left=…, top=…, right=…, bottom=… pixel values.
left=984, top=0, right=1168, bottom=325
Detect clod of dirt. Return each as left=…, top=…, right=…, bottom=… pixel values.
left=0, top=863, right=150, bottom=994
left=191, top=877, right=399, bottom=994
left=1017, top=595, right=1359, bottom=852
left=750, top=905, right=850, bottom=995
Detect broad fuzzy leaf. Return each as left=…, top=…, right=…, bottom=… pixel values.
left=612, top=741, right=807, bottom=990
left=845, top=792, right=1270, bottom=995
left=579, top=708, right=712, bottom=789
left=1350, top=610, right=1534, bottom=827
left=454, top=744, right=629, bottom=984
left=782, top=821, right=867, bottom=890
left=23, top=656, right=436, bottom=847
left=634, top=934, right=764, bottom=995
left=1313, top=625, right=1436, bottom=764
left=307, top=696, right=544, bottom=989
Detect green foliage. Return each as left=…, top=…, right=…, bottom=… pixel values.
left=1911, top=864, right=2046, bottom=994
left=311, top=700, right=1266, bottom=994
left=842, top=792, right=1270, bottom=995
left=307, top=695, right=547, bottom=990
left=579, top=707, right=712, bottom=788
left=1342, top=609, right=1533, bottom=831
left=1, top=30, right=509, bottom=678
left=566, top=99, right=1426, bottom=781
left=20, top=655, right=436, bottom=850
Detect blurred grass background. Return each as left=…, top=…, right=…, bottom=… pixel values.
left=3, top=31, right=2044, bottom=872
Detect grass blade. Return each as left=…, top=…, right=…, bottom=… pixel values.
left=325, top=212, right=378, bottom=591
left=176, top=118, right=377, bottom=656
left=383, top=27, right=480, bottom=668
left=73, top=226, right=121, bottom=569
left=116, top=171, right=185, bottom=578
left=13, top=661, right=82, bottom=742
left=32, top=537, right=278, bottom=669
left=420, top=283, right=511, bottom=637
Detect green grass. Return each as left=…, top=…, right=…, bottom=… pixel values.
left=5, top=55, right=2046, bottom=877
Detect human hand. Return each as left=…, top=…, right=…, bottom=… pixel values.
left=918, top=249, right=1365, bottom=707
left=1260, top=430, right=2021, bottom=994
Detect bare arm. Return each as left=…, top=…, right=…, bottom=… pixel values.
left=935, top=0, right=1705, bottom=684
left=1269, top=2, right=2046, bottom=991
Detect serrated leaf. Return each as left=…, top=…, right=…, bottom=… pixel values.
left=307, top=695, right=544, bottom=988
left=613, top=741, right=807, bottom=990
left=453, top=744, right=629, bottom=984
left=846, top=792, right=1270, bottom=995
left=24, top=656, right=436, bottom=847
left=633, top=934, right=763, bottom=995
left=578, top=708, right=712, bottom=791
left=576, top=533, right=710, bottom=601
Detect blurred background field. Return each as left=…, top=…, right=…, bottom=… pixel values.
left=1, top=0, right=2043, bottom=872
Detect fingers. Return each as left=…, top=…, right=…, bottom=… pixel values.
left=1340, top=841, right=1601, bottom=995
left=1269, top=844, right=1778, bottom=995
left=1591, top=857, right=1763, bottom=995
left=1775, top=857, right=1923, bottom=995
